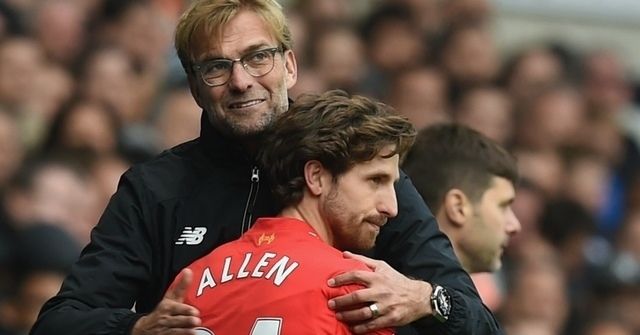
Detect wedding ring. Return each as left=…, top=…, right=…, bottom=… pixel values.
left=369, top=303, right=380, bottom=319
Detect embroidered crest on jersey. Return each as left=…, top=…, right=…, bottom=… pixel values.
left=175, top=227, right=207, bottom=245
left=257, top=233, right=275, bottom=246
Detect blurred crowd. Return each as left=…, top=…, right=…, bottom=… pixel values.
left=0, top=0, right=639, bottom=334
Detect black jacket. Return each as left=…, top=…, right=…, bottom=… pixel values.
left=30, top=114, right=502, bottom=335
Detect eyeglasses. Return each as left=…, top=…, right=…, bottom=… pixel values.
left=192, top=47, right=282, bottom=87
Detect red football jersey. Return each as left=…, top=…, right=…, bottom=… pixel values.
left=170, top=217, right=394, bottom=335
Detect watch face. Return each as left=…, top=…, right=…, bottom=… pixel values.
left=438, top=291, right=451, bottom=316
left=432, top=285, right=451, bottom=321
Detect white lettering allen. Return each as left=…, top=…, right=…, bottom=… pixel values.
left=196, top=252, right=299, bottom=297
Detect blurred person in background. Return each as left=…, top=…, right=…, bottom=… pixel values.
left=386, top=67, right=449, bottom=131
left=359, top=3, right=427, bottom=99
left=0, top=37, right=50, bottom=149
left=437, top=23, right=501, bottom=94
left=454, top=85, right=514, bottom=146
left=514, top=83, right=587, bottom=151
left=402, top=124, right=520, bottom=311
left=512, top=147, right=565, bottom=198
left=402, top=124, right=520, bottom=275
left=0, top=224, right=80, bottom=335
left=561, top=149, right=611, bottom=217
left=0, top=38, right=45, bottom=114
left=76, top=45, right=144, bottom=124
left=31, top=0, right=88, bottom=67
left=41, top=97, right=123, bottom=157
left=153, top=87, right=202, bottom=150
left=309, top=25, right=366, bottom=94
left=582, top=49, right=638, bottom=119
left=502, top=46, right=566, bottom=104
left=500, top=259, right=570, bottom=335
left=2, top=156, right=99, bottom=246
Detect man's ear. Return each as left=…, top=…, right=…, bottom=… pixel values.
left=304, top=160, right=325, bottom=196
left=283, top=49, right=298, bottom=89
left=442, top=189, right=472, bottom=228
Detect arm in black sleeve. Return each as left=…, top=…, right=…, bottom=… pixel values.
left=375, top=171, right=503, bottom=335
left=30, top=170, right=154, bottom=335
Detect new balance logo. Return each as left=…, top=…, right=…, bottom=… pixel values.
left=176, top=227, right=207, bottom=245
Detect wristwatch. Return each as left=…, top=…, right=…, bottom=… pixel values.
left=430, top=284, right=451, bottom=323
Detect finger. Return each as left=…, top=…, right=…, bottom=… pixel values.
left=157, top=315, right=202, bottom=328
left=335, top=305, right=377, bottom=323
left=163, top=300, right=200, bottom=317
left=328, top=289, right=376, bottom=311
left=342, top=251, right=379, bottom=270
left=167, top=268, right=193, bottom=302
left=328, top=269, right=375, bottom=287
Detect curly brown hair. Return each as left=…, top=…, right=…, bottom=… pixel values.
left=260, top=90, right=416, bottom=209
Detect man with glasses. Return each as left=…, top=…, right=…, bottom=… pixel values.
left=31, top=1, right=503, bottom=335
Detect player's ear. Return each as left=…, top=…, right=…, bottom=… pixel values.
left=304, top=160, right=324, bottom=196
left=443, top=189, right=472, bottom=228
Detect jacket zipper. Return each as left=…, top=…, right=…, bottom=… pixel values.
left=241, top=166, right=260, bottom=234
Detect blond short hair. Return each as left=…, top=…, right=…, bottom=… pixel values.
left=175, top=0, right=292, bottom=74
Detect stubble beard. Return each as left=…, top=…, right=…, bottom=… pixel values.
left=208, top=100, right=287, bottom=140
left=323, top=192, right=378, bottom=252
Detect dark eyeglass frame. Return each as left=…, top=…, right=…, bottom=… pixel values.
left=192, top=47, right=283, bottom=87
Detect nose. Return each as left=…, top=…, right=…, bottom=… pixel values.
left=378, top=187, right=398, bottom=219
left=227, top=61, right=253, bottom=92
left=505, top=208, right=521, bottom=236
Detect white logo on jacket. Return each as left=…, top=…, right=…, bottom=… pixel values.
left=176, top=227, right=207, bottom=245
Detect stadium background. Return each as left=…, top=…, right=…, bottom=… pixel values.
left=0, top=0, right=639, bottom=334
